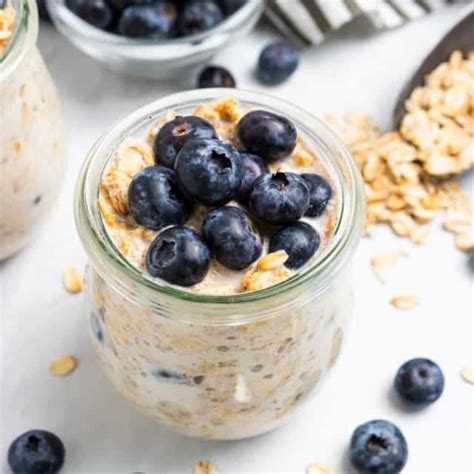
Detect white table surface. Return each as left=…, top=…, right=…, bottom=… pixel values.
left=1, top=5, right=473, bottom=473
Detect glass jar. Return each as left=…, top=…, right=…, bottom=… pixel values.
left=74, top=89, right=365, bottom=440
left=0, top=0, right=66, bottom=260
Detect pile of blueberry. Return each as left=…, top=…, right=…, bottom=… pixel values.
left=7, top=358, right=445, bottom=472
left=65, top=0, right=247, bottom=39
left=127, top=109, right=332, bottom=287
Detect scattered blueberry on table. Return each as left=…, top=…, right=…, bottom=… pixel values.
left=8, top=429, right=65, bottom=474
left=257, top=41, right=299, bottom=85
left=350, top=420, right=408, bottom=474
left=65, top=0, right=247, bottom=38
left=146, top=226, right=211, bottom=286
left=203, top=206, right=262, bottom=270
left=128, top=166, right=190, bottom=230
left=394, top=358, right=445, bottom=407
left=269, top=222, right=320, bottom=269
left=197, top=65, right=236, bottom=88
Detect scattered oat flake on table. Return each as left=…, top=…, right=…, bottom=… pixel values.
left=306, top=462, right=334, bottom=474
left=390, top=295, right=420, bottom=310
left=370, top=251, right=407, bottom=283
left=49, top=355, right=78, bottom=376
left=63, top=267, right=84, bottom=294
left=194, top=461, right=217, bottom=474
left=460, top=367, right=474, bottom=385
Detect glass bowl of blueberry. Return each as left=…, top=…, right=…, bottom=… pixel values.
left=46, top=0, right=264, bottom=78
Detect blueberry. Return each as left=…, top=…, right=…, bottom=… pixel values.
left=153, top=116, right=217, bottom=169
left=249, top=172, right=309, bottom=225
left=258, top=42, right=299, bottom=85
left=350, top=420, right=408, bottom=474
left=236, top=152, right=267, bottom=203
left=146, top=226, right=210, bottom=286
left=118, top=2, right=177, bottom=39
left=394, top=358, right=444, bottom=406
left=177, top=0, right=223, bottom=36
left=128, top=166, right=190, bottom=231
left=37, top=0, right=51, bottom=22
left=0, top=0, right=5, bottom=8
left=8, top=430, right=65, bottom=474
left=237, top=110, right=297, bottom=161
left=197, top=66, right=236, bottom=88
left=175, top=138, right=242, bottom=206
left=108, top=0, right=153, bottom=11
left=66, top=0, right=115, bottom=30
left=203, top=206, right=262, bottom=270
left=219, top=0, right=247, bottom=15
left=269, top=222, right=320, bottom=269
left=302, top=173, right=333, bottom=217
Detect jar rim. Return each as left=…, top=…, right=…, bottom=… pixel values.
left=0, top=0, right=37, bottom=79
left=75, top=89, right=366, bottom=311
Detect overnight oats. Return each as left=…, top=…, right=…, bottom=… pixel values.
left=75, top=90, right=365, bottom=440
left=0, top=0, right=65, bottom=260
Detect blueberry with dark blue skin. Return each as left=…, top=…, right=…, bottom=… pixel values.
left=269, top=222, right=320, bottom=269
left=0, top=0, right=5, bottom=9
left=153, top=116, right=217, bottom=169
left=36, top=0, right=51, bottom=22
left=249, top=172, right=309, bottom=225
left=197, top=66, right=236, bottom=88
left=237, top=110, right=297, bottom=161
left=394, top=358, right=444, bottom=406
left=350, top=420, right=408, bottom=474
left=66, top=0, right=115, bottom=30
left=8, top=430, right=65, bottom=474
left=219, top=0, right=247, bottom=15
left=258, top=42, right=299, bottom=85
left=146, top=226, right=210, bottom=286
left=108, top=0, right=154, bottom=11
left=128, top=166, right=190, bottom=231
left=203, top=206, right=262, bottom=270
left=175, top=138, right=242, bottom=206
left=177, top=0, right=223, bottom=36
left=302, top=173, right=333, bottom=217
left=236, top=152, right=267, bottom=203
left=118, top=2, right=177, bottom=39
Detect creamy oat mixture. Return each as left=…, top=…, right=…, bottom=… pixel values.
left=99, top=97, right=338, bottom=295
left=0, top=1, right=15, bottom=56
left=0, top=21, right=66, bottom=259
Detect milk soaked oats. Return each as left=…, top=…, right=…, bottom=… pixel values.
left=75, top=92, right=364, bottom=439
left=0, top=0, right=65, bottom=259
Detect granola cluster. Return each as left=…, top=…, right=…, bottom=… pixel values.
left=325, top=51, right=473, bottom=252
left=0, top=1, right=15, bottom=55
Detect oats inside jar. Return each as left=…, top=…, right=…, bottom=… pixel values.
left=99, top=97, right=339, bottom=295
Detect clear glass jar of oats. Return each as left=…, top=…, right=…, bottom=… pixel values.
left=0, top=0, right=66, bottom=260
left=75, top=90, right=365, bottom=440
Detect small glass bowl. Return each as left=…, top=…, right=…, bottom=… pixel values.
left=46, top=0, right=264, bottom=78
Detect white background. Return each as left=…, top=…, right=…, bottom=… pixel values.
left=1, top=5, right=473, bottom=473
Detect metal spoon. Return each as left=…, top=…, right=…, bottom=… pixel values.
left=393, top=10, right=474, bottom=127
